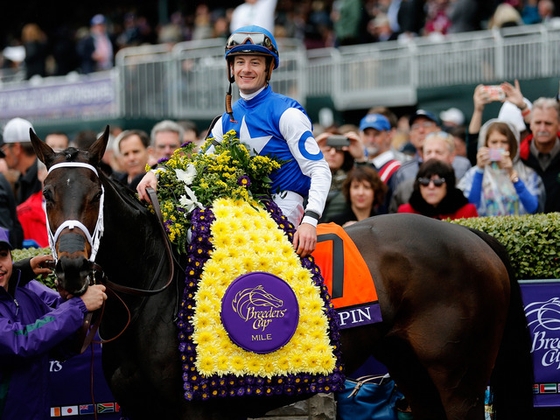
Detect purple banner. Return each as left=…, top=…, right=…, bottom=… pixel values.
left=521, top=280, right=560, bottom=407
left=0, top=75, right=117, bottom=120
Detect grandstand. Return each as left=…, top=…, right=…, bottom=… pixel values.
left=1, top=23, right=560, bottom=136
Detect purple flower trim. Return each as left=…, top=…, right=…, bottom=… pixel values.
left=237, top=175, right=251, bottom=188
left=177, top=201, right=345, bottom=401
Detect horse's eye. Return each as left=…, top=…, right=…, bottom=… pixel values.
left=43, top=188, right=53, bottom=202
left=93, top=190, right=103, bottom=202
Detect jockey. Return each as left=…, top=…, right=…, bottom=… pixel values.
left=137, top=25, right=331, bottom=257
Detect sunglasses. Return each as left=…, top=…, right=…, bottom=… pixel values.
left=225, top=33, right=278, bottom=55
left=411, top=121, right=436, bottom=130
left=418, top=177, right=446, bottom=187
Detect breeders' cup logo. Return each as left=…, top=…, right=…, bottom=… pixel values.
left=221, top=272, right=299, bottom=354
left=232, top=285, right=287, bottom=332
left=525, top=298, right=560, bottom=369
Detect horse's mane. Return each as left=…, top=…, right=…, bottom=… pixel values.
left=99, top=170, right=154, bottom=217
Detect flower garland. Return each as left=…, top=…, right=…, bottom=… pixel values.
left=153, top=131, right=281, bottom=254
left=176, top=198, right=343, bottom=401
left=155, top=132, right=344, bottom=401
left=193, top=198, right=336, bottom=377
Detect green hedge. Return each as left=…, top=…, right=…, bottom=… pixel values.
left=12, top=213, right=560, bottom=285
left=451, top=213, right=560, bottom=280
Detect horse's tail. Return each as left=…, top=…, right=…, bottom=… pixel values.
left=468, top=227, right=534, bottom=420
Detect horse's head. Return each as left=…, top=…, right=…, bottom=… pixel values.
left=31, top=126, right=110, bottom=297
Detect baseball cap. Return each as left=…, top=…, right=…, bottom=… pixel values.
left=1, top=117, right=34, bottom=147
left=360, top=114, right=391, bottom=132
left=0, top=227, right=12, bottom=250
left=439, top=107, right=465, bottom=126
left=498, top=99, right=531, bottom=133
left=90, top=14, right=106, bottom=26
left=409, top=109, right=439, bottom=126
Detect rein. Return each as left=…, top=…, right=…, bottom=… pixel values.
left=94, top=188, right=176, bottom=297
left=48, top=160, right=176, bottom=350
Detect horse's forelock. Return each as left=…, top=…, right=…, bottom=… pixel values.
left=62, top=147, right=90, bottom=163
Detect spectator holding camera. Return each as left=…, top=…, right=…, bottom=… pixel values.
left=468, top=80, right=531, bottom=165
left=458, top=119, right=545, bottom=216
left=316, top=128, right=363, bottom=222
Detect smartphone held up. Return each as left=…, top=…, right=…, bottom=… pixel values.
left=326, top=135, right=350, bottom=149
left=483, top=85, right=505, bottom=102
left=488, top=148, right=504, bottom=162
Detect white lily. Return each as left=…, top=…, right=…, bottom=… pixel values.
left=179, top=186, right=202, bottom=212
left=175, top=164, right=197, bottom=186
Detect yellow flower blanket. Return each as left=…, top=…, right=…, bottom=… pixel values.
left=177, top=198, right=343, bottom=401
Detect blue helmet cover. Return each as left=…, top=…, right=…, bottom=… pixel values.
left=225, top=25, right=279, bottom=69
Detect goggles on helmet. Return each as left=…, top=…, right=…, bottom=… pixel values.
left=225, top=32, right=278, bottom=56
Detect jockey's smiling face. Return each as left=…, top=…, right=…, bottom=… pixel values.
left=232, top=55, right=268, bottom=95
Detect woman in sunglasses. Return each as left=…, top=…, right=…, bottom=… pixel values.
left=398, top=159, right=478, bottom=220
left=457, top=119, right=545, bottom=216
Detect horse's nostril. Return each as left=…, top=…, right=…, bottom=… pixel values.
left=55, top=256, right=92, bottom=296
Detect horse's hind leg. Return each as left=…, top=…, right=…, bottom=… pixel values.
left=377, top=336, right=447, bottom=420
left=380, top=308, right=494, bottom=420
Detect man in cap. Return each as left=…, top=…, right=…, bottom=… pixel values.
left=0, top=227, right=107, bottom=419
left=392, top=109, right=471, bottom=190
left=439, top=107, right=465, bottom=130
left=1, top=117, right=42, bottom=205
left=354, top=113, right=401, bottom=212
left=355, top=113, right=401, bottom=184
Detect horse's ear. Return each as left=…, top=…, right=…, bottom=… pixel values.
left=30, top=129, right=57, bottom=169
left=88, top=125, right=110, bottom=167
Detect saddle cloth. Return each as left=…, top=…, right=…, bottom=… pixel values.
left=313, top=223, right=382, bottom=329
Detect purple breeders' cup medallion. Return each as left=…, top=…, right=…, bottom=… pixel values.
left=221, top=272, right=299, bottom=354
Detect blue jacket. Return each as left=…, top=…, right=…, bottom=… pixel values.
left=211, top=85, right=331, bottom=218
left=0, top=262, right=88, bottom=420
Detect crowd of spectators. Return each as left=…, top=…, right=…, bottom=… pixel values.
left=1, top=0, right=560, bottom=79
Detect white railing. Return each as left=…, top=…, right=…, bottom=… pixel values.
left=305, top=23, right=560, bottom=109
left=2, top=23, right=560, bottom=126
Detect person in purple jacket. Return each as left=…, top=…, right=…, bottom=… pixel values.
left=0, top=227, right=106, bottom=420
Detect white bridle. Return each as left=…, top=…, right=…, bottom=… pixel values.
left=46, top=162, right=105, bottom=262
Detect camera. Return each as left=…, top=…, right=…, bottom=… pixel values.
left=326, top=135, right=350, bottom=149
left=488, top=148, right=504, bottom=161
left=483, top=85, right=505, bottom=102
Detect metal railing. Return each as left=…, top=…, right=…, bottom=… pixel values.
left=2, top=23, right=560, bottom=126
left=115, top=38, right=308, bottom=120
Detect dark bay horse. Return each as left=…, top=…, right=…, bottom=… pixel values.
left=31, top=128, right=533, bottom=420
